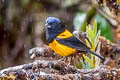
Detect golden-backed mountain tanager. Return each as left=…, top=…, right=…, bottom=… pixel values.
left=45, top=17, right=105, bottom=61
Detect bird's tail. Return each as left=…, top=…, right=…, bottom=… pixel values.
left=88, top=50, right=105, bottom=61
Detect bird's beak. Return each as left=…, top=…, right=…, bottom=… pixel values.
left=45, top=23, right=48, bottom=26
left=45, top=23, right=51, bottom=28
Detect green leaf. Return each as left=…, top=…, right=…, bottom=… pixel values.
left=94, top=30, right=101, bottom=47
left=96, top=14, right=114, bottom=42
left=83, top=54, right=95, bottom=68
left=86, top=25, right=94, bottom=44
left=93, top=19, right=97, bottom=37
left=85, top=39, right=91, bottom=48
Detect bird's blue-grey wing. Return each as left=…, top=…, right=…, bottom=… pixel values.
left=56, top=36, right=90, bottom=52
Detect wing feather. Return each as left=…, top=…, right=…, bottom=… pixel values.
left=56, top=36, right=90, bottom=52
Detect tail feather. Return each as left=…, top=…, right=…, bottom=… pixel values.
left=88, top=50, right=105, bottom=61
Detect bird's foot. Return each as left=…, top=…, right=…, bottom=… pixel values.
left=58, top=56, right=67, bottom=62
left=58, top=56, right=74, bottom=65
left=67, top=56, right=72, bottom=65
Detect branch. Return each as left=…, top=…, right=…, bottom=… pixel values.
left=0, top=60, right=120, bottom=80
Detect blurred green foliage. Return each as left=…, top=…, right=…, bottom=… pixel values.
left=62, top=0, right=79, bottom=7
left=73, top=12, right=86, bottom=30
left=73, top=8, right=114, bottom=42
left=73, top=7, right=96, bottom=31
left=96, top=14, right=114, bottom=42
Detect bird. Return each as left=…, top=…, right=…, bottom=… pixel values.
left=45, top=17, right=105, bottom=62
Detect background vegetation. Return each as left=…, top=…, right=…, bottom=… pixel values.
left=0, top=0, right=119, bottom=69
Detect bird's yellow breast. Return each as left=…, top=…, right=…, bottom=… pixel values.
left=49, top=40, right=77, bottom=56
left=49, top=29, right=77, bottom=56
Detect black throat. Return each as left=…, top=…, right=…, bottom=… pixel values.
left=46, top=23, right=65, bottom=43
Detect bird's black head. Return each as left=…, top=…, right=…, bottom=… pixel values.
left=45, top=17, right=65, bottom=43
